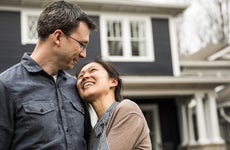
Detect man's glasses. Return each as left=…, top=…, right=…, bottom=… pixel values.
left=63, top=31, right=88, bottom=51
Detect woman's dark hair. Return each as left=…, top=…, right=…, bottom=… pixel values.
left=76, top=59, right=123, bottom=102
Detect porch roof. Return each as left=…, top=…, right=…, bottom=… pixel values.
left=121, top=76, right=230, bottom=97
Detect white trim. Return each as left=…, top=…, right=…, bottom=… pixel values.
left=139, top=104, right=162, bottom=150
left=169, top=17, right=180, bottom=76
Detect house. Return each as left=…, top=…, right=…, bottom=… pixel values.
left=180, top=42, right=230, bottom=150
left=0, top=0, right=228, bottom=150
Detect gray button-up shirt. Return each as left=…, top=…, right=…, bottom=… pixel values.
left=0, top=53, right=89, bottom=150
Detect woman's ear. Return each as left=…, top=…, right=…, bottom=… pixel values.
left=110, top=78, right=118, bottom=88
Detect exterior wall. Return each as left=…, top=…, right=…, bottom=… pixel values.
left=0, top=10, right=34, bottom=72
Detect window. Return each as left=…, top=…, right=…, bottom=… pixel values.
left=21, top=10, right=41, bottom=45
left=100, top=15, right=154, bottom=62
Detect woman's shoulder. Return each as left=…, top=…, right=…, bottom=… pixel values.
left=119, top=99, right=137, bottom=107
left=115, top=99, right=143, bottom=116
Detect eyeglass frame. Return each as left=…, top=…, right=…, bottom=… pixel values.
left=62, top=31, right=88, bottom=51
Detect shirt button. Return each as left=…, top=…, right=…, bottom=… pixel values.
left=40, top=108, right=44, bottom=113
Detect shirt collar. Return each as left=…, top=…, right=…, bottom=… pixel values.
left=21, top=52, right=43, bottom=73
left=21, top=52, right=67, bottom=79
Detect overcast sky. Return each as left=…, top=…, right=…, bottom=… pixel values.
left=134, top=0, right=189, bottom=4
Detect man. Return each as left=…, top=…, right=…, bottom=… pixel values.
left=0, top=1, right=97, bottom=150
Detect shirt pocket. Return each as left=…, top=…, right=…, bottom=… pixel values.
left=23, top=101, right=56, bottom=115
left=20, top=101, right=58, bottom=136
left=70, top=100, right=85, bottom=115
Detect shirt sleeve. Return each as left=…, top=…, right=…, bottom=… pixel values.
left=106, top=100, right=152, bottom=150
left=0, top=80, right=14, bottom=149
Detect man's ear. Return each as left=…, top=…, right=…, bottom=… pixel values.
left=52, top=29, right=63, bottom=46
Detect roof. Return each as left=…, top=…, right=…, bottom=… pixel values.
left=0, top=0, right=188, bottom=16
left=181, top=42, right=230, bottom=61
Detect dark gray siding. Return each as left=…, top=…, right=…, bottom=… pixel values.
left=0, top=11, right=34, bottom=73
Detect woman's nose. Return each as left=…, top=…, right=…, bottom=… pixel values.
left=81, top=72, right=90, bottom=81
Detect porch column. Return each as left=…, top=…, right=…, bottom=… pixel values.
left=206, top=92, right=224, bottom=143
left=177, top=100, right=189, bottom=146
left=194, top=93, right=209, bottom=144
left=187, top=99, right=196, bottom=145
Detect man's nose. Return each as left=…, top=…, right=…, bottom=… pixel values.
left=79, top=50, right=86, bottom=58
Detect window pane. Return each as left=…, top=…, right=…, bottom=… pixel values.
left=130, top=21, right=147, bottom=56
left=107, top=20, right=123, bottom=56
left=107, top=21, right=122, bottom=37
left=27, top=15, right=38, bottom=40
left=131, top=41, right=146, bottom=56
left=108, top=41, right=123, bottom=56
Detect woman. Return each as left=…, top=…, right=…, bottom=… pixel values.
left=76, top=59, right=152, bottom=150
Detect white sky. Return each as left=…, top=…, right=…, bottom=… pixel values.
left=134, top=0, right=189, bottom=4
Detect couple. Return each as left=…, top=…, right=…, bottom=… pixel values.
left=0, top=1, right=151, bottom=150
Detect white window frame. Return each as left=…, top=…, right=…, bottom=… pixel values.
left=139, top=104, right=162, bottom=150
left=100, top=15, right=155, bottom=62
left=21, top=9, right=41, bottom=45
